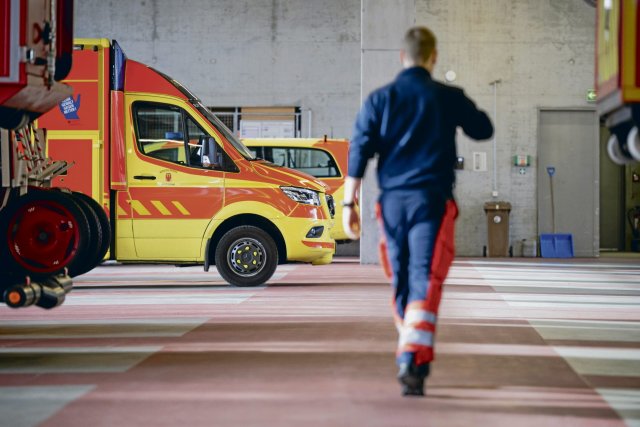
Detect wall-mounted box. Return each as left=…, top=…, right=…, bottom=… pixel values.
left=473, top=152, right=487, bottom=171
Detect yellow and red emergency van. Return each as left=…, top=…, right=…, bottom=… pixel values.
left=242, top=138, right=354, bottom=241
left=37, top=39, right=335, bottom=287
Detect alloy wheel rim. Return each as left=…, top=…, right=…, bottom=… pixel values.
left=227, top=238, right=266, bottom=277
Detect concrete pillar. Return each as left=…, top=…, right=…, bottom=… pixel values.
left=359, top=0, right=415, bottom=263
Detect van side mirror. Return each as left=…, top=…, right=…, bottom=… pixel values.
left=197, top=136, right=219, bottom=168
left=195, top=136, right=237, bottom=172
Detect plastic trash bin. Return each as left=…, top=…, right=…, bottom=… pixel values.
left=483, top=201, right=512, bottom=257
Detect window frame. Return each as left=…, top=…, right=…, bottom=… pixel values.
left=250, top=145, right=342, bottom=179
left=132, top=101, right=235, bottom=172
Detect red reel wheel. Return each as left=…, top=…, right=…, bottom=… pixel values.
left=1, top=189, right=90, bottom=277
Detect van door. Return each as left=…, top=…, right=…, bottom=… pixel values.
left=125, top=97, right=228, bottom=260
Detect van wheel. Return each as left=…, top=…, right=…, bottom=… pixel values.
left=214, top=226, right=278, bottom=287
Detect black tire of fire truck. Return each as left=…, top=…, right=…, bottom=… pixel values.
left=66, top=193, right=103, bottom=277
left=214, top=226, right=278, bottom=287
left=68, top=192, right=111, bottom=276
left=0, top=107, right=31, bottom=130
left=0, top=188, right=91, bottom=278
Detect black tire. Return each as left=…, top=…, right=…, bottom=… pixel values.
left=0, top=107, right=29, bottom=129
left=66, top=192, right=103, bottom=277
left=0, top=188, right=91, bottom=278
left=214, top=225, right=278, bottom=287
left=0, top=190, right=12, bottom=275
left=71, top=191, right=111, bottom=271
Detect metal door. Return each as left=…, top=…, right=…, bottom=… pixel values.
left=537, top=109, right=599, bottom=257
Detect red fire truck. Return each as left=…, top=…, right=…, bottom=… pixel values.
left=1, top=0, right=85, bottom=308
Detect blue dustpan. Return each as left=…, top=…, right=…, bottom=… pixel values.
left=539, top=234, right=574, bottom=258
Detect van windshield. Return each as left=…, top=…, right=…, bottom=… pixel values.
left=153, top=68, right=256, bottom=160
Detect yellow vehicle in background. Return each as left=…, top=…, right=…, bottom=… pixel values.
left=37, top=39, right=335, bottom=287
left=597, top=0, right=640, bottom=163
left=242, top=138, right=355, bottom=241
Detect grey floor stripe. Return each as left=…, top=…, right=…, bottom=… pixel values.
left=0, top=385, right=95, bottom=427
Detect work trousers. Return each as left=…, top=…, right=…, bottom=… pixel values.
left=377, top=188, right=458, bottom=366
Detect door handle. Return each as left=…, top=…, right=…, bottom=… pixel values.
left=133, top=175, right=156, bottom=180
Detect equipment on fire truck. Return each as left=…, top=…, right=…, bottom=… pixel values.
left=1, top=0, right=81, bottom=309
left=3, top=273, right=72, bottom=308
left=596, top=0, right=640, bottom=164
left=629, top=206, right=640, bottom=252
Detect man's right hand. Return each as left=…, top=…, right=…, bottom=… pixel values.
left=343, top=206, right=361, bottom=240
left=342, top=176, right=362, bottom=240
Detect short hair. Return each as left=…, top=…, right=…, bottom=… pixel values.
left=403, top=26, right=437, bottom=64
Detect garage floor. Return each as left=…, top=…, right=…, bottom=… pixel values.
left=1, top=258, right=639, bottom=427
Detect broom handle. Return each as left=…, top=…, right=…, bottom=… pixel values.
left=550, top=175, right=555, bottom=234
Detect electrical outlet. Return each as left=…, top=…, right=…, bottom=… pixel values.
left=473, top=152, right=487, bottom=172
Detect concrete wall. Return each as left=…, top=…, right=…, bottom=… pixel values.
left=75, top=0, right=362, bottom=139
left=76, top=0, right=597, bottom=258
left=415, top=0, right=596, bottom=255
left=358, top=0, right=596, bottom=259
left=358, top=0, right=415, bottom=263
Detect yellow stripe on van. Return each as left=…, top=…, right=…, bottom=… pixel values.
left=151, top=200, right=172, bottom=216
left=117, top=205, right=127, bottom=217
left=172, top=201, right=191, bottom=215
left=131, top=200, right=151, bottom=216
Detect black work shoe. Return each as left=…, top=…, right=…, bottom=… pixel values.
left=400, top=381, right=424, bottom=396
left=397, top=362, right=430, bottom=397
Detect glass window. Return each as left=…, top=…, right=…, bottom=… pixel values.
left=133, top=103, right=234, bottom=171
left=258, top=147, right=340, bottom=178
left=247, top=146, right=263, bottom=159
left=185, top=116, right=208, bottom=167
left=184, top=116, right=232, bottom=170
left=134, top=104, right=187, bottom=164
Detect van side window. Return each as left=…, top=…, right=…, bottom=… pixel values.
left=259, top=147, right=340, bottom=178
left=133, top=102, right=235, bottom=171
left=134, top=104, right=187, bottom=164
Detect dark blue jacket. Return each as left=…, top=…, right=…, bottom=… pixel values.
left=349, top=67, right=493, bottom=196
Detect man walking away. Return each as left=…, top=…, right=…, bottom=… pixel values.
left=342, top=26, right=493, bottom=397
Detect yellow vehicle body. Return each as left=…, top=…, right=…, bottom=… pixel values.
left=597, top=0, right=640, bottom=109
left=242, top=137, right=356, bottom=241
left=596, top=0, right=640, bottom=163
left=38, top=39, right=334, bottom=286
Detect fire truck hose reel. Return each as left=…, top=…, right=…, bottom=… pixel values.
left=628, top=127, right=640, bottom=161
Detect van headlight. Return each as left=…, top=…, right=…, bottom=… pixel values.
left=280, top=187, right=321, bottom=206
